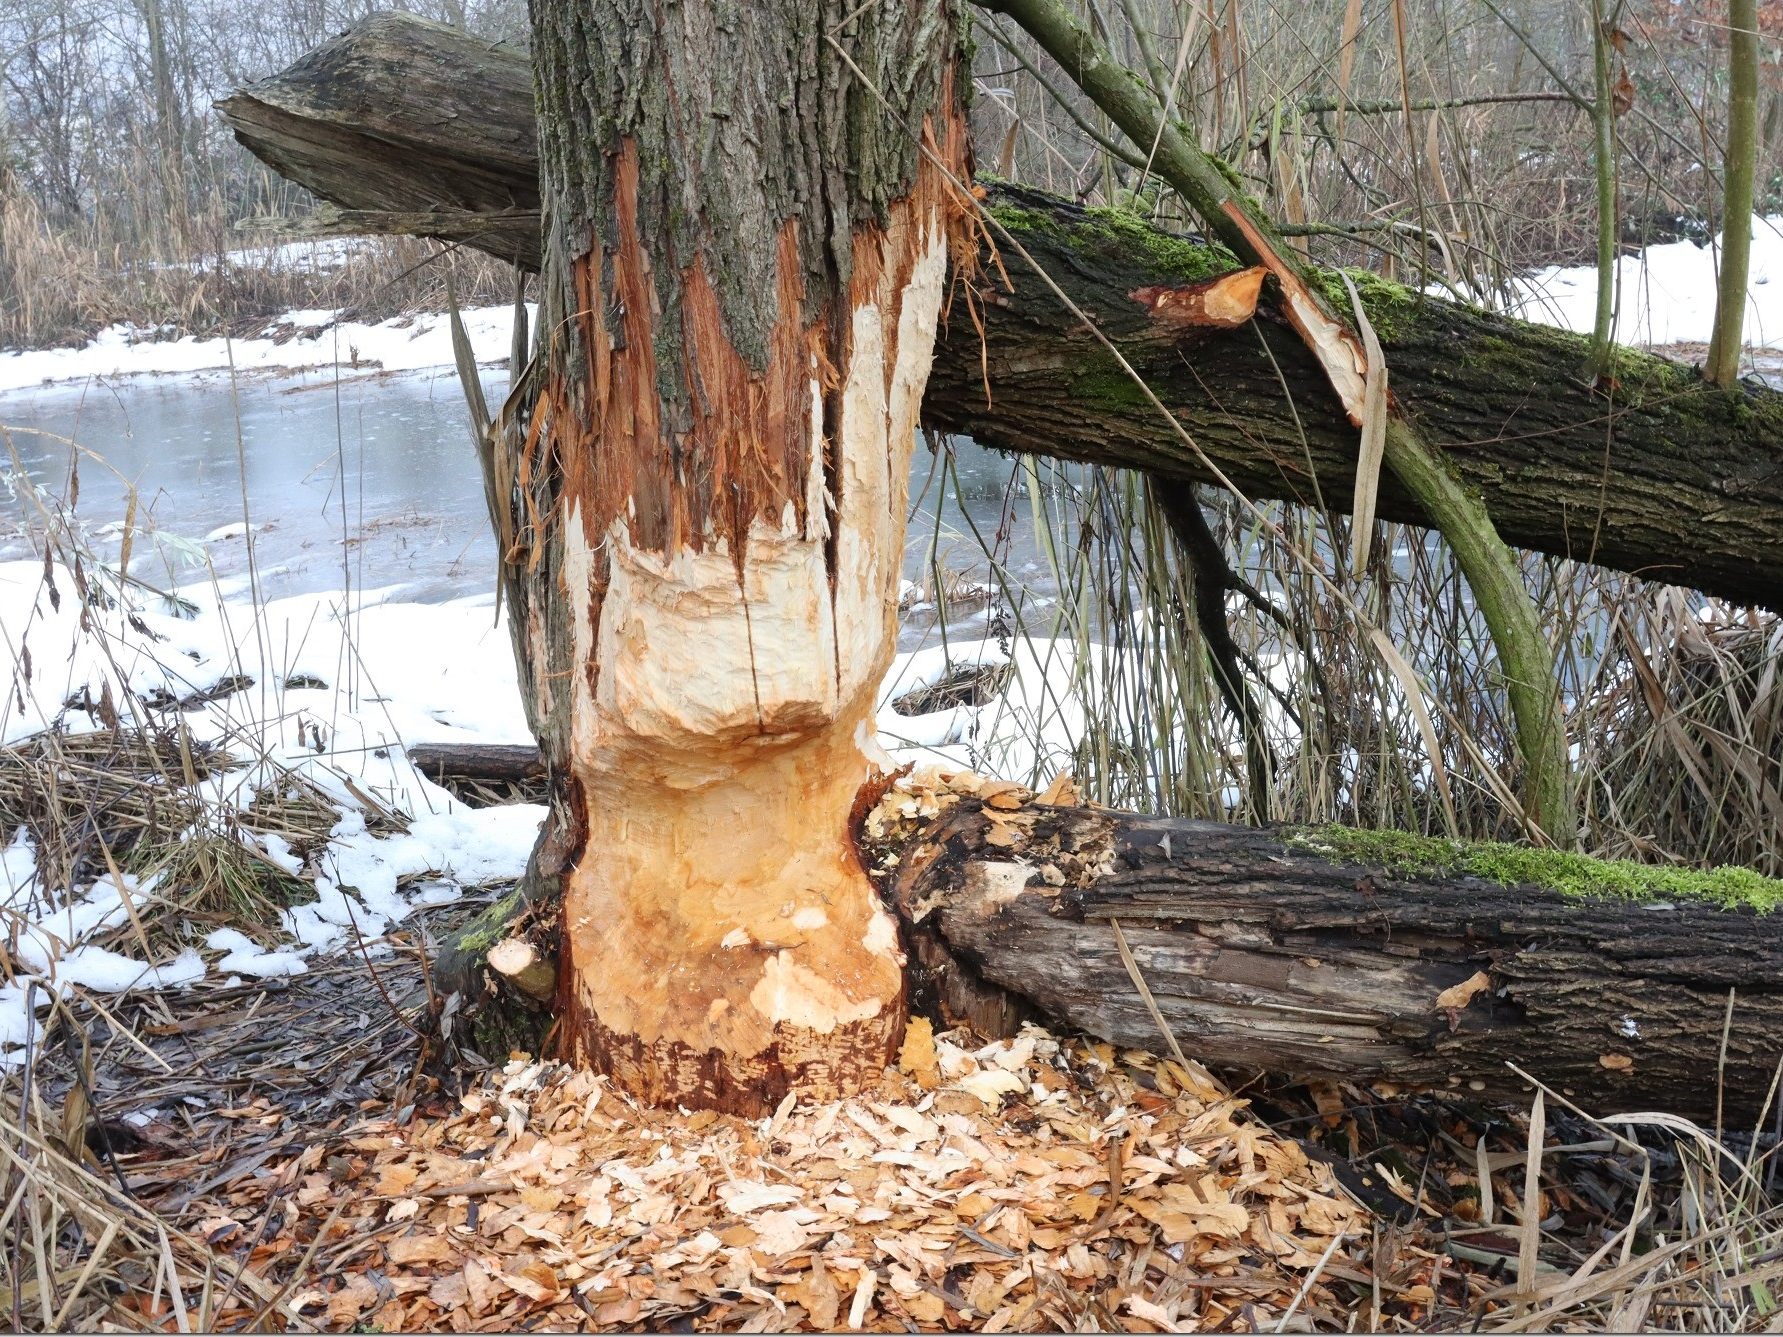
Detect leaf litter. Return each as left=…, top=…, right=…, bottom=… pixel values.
left=165, top=1025, right=1372, bottom=1332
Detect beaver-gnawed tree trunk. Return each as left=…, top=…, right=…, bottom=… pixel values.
left=501, top=0, right=971, bottom=1113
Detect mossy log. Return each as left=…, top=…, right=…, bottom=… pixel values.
left=219, top=14, right=1783, bottom=611
left=892, top=801, right=1783, bottom=1122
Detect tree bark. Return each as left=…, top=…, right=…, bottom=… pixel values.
left=890, top=800, right=1783, bottom=1122
left=490, top=0, right=971, bottom=1114
left=407, top=742, right=543, bottom=785
left=219, top=15, right=1783, bottom=612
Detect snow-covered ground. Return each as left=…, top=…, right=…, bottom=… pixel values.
left=1505, top=214, right=1783, bottom=350
left=0, top=554, right=1098, bottom=1062
left=0, top=304, right=530, bottom=394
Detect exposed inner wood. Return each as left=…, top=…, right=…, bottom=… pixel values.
left=1130, top=266, right=1266, bottom=329
left=556, top=182, right=953, bottom=1110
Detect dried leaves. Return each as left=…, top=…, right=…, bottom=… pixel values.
left=242, top=1028, right=1366, bottom=1332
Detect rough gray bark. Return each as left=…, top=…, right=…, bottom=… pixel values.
left=892, top=801, right=1783, bottom=1122
left=407, top=742, right=543, bottom=784
left=219, top=14, right=1783, bottom=611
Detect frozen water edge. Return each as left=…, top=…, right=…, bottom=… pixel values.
left=0, top=303, right=534, bottom=396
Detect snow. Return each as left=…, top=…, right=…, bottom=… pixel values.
left=204, top=521, right=261, bottom=542
left=0, top=555, right=550, bottom=1062
left=1507, top=213, right=1783, bottom=351
left=0, top=548, right=1089, bottom=1066
left=162, top=237, right=371, bottom=275
left=0, top=304, right=533, bottom=394
left=205, top=928, right=309, bottom=979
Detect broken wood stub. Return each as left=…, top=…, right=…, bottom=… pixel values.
left=1130, top=266, right=1266, bottom=330
left=897, top=801, right=1783, bottom=1120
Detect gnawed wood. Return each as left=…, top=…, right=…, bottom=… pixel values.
left=487, top=937, right=556, bottom=1001
left=218, top=17, right=1783, bottom=611
left=1130, top=266, right=1266, bottom=329
left=495, top=0, right=977, bottom=1115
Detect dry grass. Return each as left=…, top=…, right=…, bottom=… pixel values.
left=1, top=183, right=515, bottom=351
left=1577, top=591, right=1783, bottom=876
left=0, top=1091, right=319, bottom=1332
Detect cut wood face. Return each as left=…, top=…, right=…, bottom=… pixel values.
left=556, top=182, right=954, bottom=1111
left=500, top=0, right=970, bottom=1113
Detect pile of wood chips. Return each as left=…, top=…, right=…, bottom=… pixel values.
left=243, top=1025, right=1370, bottom=1332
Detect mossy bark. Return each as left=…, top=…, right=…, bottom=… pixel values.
left=433, top=888, right=556, bottom=1063
left=895, top=801, right=1783, bottom=1121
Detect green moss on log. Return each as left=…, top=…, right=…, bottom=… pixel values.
left=1288, top=824, right=1783, bottom=912
left=986, top=196, right=1242, bottom=283
left=450, top=887, right=527, bottom=956
left=1070, top=206, right=1241, bottom=280
left=1308, top=266, right=1424, bottom=343
left=1069, top=359, right=1152, bottom=408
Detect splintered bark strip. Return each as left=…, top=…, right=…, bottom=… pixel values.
left=1130, top=266, right=1265, bottom=329
left=1340, top=271, right=1389, bottom=576
left=1220, top=202, right=1369, bottom=424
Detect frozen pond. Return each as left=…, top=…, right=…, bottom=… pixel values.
left=0, top=368, right=1051, bottom=647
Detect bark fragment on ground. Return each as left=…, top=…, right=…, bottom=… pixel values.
left=221, top=13, right=1783, bottom=611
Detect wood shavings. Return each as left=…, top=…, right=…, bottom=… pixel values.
left=205, top=1024, right=1368, bottom=1332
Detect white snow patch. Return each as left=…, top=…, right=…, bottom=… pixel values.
left=1509, top=214, right=1783, bottom=351
left=205, top=928, right=309, bottom=979
left=1, top=304, right=535, bottom=394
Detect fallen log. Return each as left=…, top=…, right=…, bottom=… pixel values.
left=431, top=783, right=1783, bottom=1120
left=218, top=15, right=1783, bottom=610
left=406, top=742, right=543, bottom=785
left=891, top=800, right=1783, bottom=1122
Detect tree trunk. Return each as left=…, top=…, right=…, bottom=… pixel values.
left=891, top=800, right=1783, bottom=1121
left=1706, top=0, right=1759, bottom=388
left=498, top=0, right=971, bottom=1113
left=218, top=17, right=1783, bottom=612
